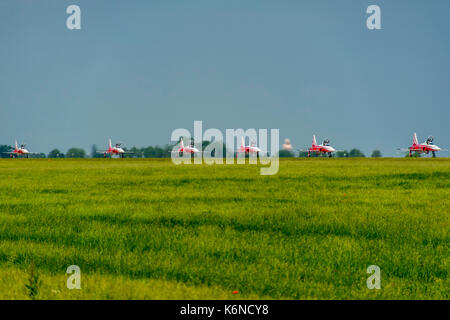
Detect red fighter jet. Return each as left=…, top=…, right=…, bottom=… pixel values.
left=97, top=139, right=133, bottom=158
left=398, top=133, right=447, bottom=158
left=238, top=137, right=262, bottom=156
left=300, top=135, right=340, bottom=158
left=170, top=138, right=201, bottom=157
left=2, top=141, right=37, bottom=158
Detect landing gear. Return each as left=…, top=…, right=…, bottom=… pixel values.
left=409, top=151, right=412, bottom=157
left=307, top=151, right=311, bottom=158
left=328, top=152, right=332, bottom=158
left=432, top=151, right=436, bottom=158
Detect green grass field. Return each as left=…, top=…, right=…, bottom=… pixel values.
left=0, top=158, right=448, bottom=300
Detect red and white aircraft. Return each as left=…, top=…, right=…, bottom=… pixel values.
left=97, top=139, right=133, bottom=158
left=238, top=137, right=262, bottom=155
left=399, top=133, right=446, bottom=157
left=171, top=138, right=200, bottom=156
left=2, top=141, right=36, bottom=158
left=301, top=135, right=338, bottom=157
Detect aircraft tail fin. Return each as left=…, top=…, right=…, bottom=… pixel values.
left=312, top=135, right=317, bottom=147
left=180, top=138, right=184, bottom=148
left=413, top=133, right=418, bottom=145
left=108, top=139, right=112, bottom=149
left=15, top=140, right=18, bottom=149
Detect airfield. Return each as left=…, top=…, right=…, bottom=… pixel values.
left=0, top=158, right=448, bottom=299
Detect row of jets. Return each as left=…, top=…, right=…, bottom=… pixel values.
left=173, top=133, right=447, bottom=158
left=2, top=139, right=132, bottom=158
left=2, top=133, right=447, bottom=158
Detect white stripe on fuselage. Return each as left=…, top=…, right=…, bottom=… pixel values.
left=319, top=145, right=335, bottom=152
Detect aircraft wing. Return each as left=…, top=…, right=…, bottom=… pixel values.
left=396, top=148, right=422, bottom=154
left=96, top=150, right=135, bottom=154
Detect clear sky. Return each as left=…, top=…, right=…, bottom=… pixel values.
left=1, top=0, right=449, bottom=156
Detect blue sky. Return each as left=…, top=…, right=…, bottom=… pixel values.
left=0, top=0, right=449, bottom=156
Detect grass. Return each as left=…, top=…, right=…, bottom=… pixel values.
left=0, top=158, right=448, bottom=299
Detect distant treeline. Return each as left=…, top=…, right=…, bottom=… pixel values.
left=0, top=143, right=385, bottom=158
left=0, top=144, right=174, bottom=158
left=279, top=149, right=381, bottom=158
left=0, top=142, right=209, bottom=158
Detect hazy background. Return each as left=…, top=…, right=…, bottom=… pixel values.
left=1, top=0, right=449, bottom=156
